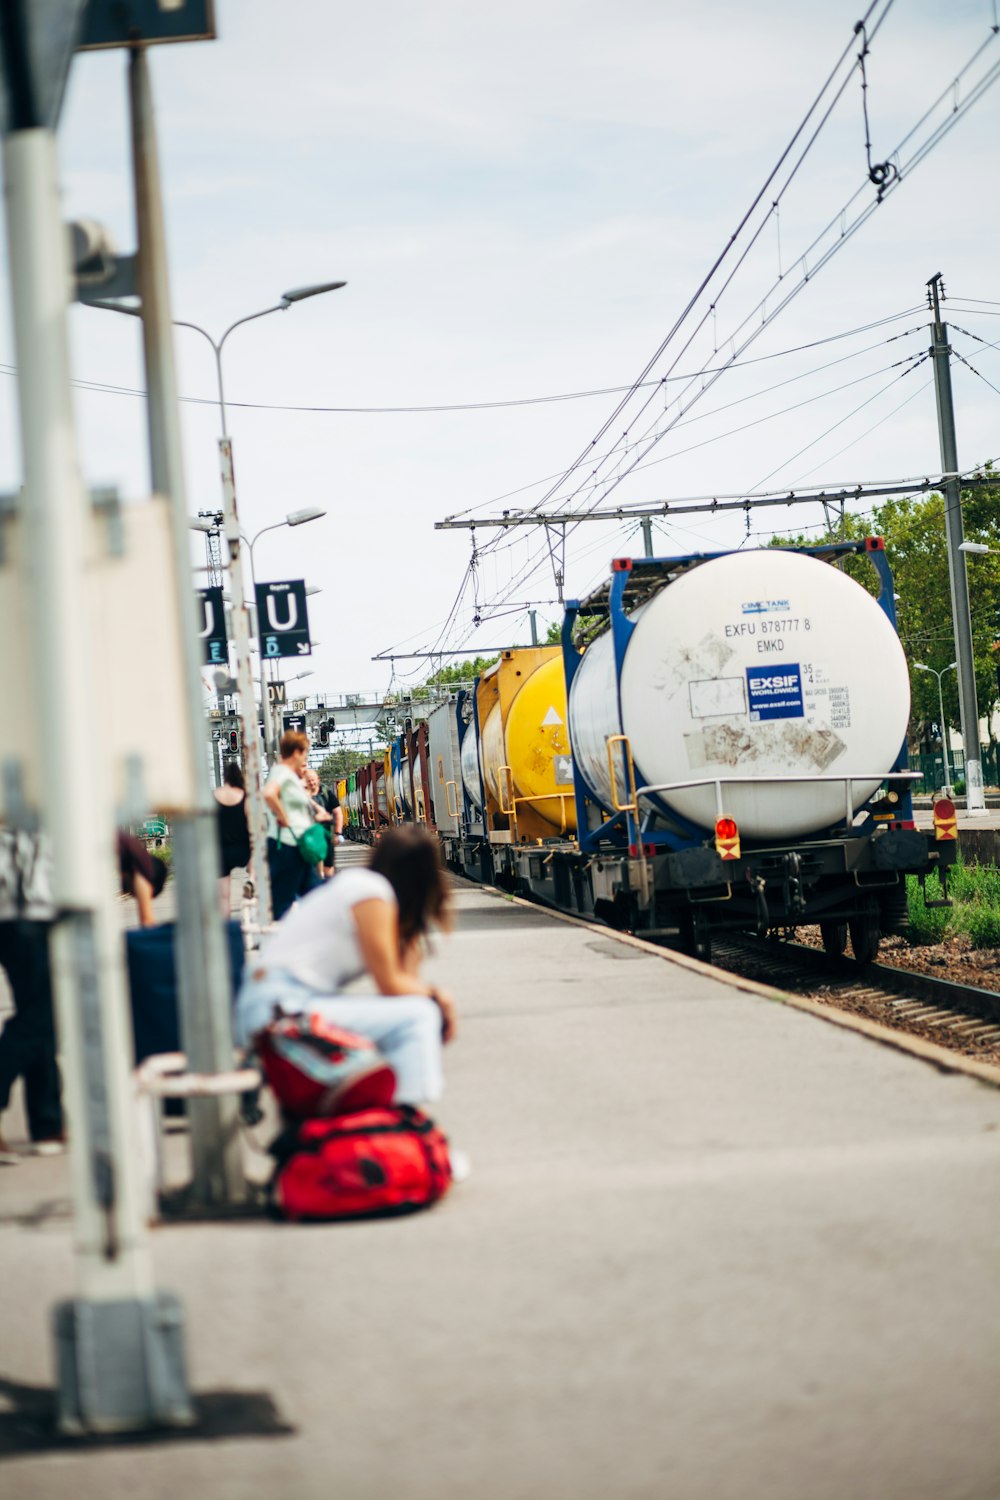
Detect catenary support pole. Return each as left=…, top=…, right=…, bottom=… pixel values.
left=2, top=119, right=192, bottom=1432
left=927, top=274, right=985, bottom=812
left=129, top=48, right=248, bottom=1203
left=641, top=517, right=654, bottom=557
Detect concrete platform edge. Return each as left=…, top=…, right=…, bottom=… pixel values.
left=477, top=883, right=1000, bottom=1091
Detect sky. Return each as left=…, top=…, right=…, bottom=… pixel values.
left=3, top=0, right=999, bottom=729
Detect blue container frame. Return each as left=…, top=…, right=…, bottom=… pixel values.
left=561, top=537, right=913, bottom=855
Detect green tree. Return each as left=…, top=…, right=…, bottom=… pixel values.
left=409, top=654, right=500, bottom=701
left=318, top=746, right=385, bottom=782
left=770, top=477, right=1000, bottom=744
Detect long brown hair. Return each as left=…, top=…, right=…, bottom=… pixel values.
left=368, top=827, right=451, bottom=944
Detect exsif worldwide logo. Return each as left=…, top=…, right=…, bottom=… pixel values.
left=746, top=664, right=804, bottom=722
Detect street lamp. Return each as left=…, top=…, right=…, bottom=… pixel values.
left=93, top=282, right=346, bottom=436
left=96, top=282, right=344, bottom=927
left=243, top=508, right=327, bottom=586
left=913, top=661, right=958, bottom=796
left=959, top=541, right=994, bottom=555
left=240, top=510, right=326, bottom=756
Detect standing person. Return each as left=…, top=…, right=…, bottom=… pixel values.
left=263, top=731, right=326, bottom=920
left=303, top=768, right=341, bottom=879
left=0, top=830, right=64, bottom=1161
left=316, top=777, right=344, bottom=878
left=236, top=826, right=456, bottom=1108
left=215, top=761, right=252, bottom=916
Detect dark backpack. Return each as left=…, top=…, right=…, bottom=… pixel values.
left=270, top=1106, right=453, bottom=1221
left=253, top=1013, right=396, bottom=1120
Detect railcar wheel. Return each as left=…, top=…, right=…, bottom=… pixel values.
left=685, top=915, right=713, bottom=965
left=848, top=905, right=881, bottom=966
left=819, top=921, right=848, bottom=959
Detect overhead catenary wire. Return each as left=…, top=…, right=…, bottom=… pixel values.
left=443, top=75, right=1000, bottom=648
left=746, top=352, right=932, bottom=491
left=781, top=376, right=935, bottom=488
left=551, top=30, right=1000, bottom=528
left=948, top=346, right=1000, bottom=402
left=390, top=9, right=1000, bottom=669
left=491, top=13, right=1000, bottom=554
left=440, top=337, right=927, bottom=546
left=56, top=305, right=924, bottom=418
left=434, top=38, right=995, bottom=648
left=515, top=0, right=898, bottom=523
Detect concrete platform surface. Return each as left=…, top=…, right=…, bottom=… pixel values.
left=2, top=875, right=1000, bottom=1500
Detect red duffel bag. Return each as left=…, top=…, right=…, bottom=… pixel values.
left=270, top=1106, right=453, bottom=1221
left=253, top=1012, right=396, bottom=1120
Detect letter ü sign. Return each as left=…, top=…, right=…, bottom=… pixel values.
left=254, top=580, right=311, bottom=659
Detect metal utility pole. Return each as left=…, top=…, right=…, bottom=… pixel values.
left=129, top=47, right=246, bottom=1204
left=0, top=10, right=191, bottom=1433
left=641, top=517, right=654, bottom=557
left=219, top=437, right=274, bottom=908
left=529, top=610, right=539, bottom=645
left=927, top=273, right=985, bottom=812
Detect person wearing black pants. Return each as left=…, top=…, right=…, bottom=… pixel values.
left=0, top=922, right=63, bottom=1157
left=0, top=831, right=63, bottom=1161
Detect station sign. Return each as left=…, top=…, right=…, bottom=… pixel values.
left=255, top=579, right=311, bottom=659
left=77, top=0, right=216, bottom=49
left=196, top=586, right=228, bottom=665
left=267, top=681, right=286, bottom=706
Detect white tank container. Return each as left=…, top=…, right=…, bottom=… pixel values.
left=568, top=549, right=910, bottom=839
left=460, top=727, right=482, bottom=811
left=393, top=763, right=410, bottom=816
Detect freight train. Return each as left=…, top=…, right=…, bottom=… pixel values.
left=340, top=540, right=957, bottom=964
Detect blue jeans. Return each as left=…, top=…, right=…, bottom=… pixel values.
left=236, top=968, right=443, bottom=1106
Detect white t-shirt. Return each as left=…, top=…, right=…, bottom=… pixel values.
left=259, top=867, right=397, bottom=992
left=0, top=830, right=54, bottom=922
left=265, top=763, right=313, bottom=847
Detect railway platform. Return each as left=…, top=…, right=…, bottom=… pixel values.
left=1, top=862, right=1000, bottom=1499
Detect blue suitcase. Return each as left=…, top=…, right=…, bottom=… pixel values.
left=125, top=920, right=245, bottom=1064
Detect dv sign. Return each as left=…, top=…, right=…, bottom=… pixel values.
left=256, top=580, right=311, bottom=659
left=196, top=586, right=228, bottom=665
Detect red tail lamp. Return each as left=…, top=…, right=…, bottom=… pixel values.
left=715, top=816, right=741, bottom=861
left=932, top=797, right=957, bottom=841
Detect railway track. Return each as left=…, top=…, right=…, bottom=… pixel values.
left=710, top=935, right=1000, bottom=1066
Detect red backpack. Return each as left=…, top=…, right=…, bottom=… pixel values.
left=270, top=1106, right=453, bottom=1221
left=253, top=1013, right=396, bottom=1120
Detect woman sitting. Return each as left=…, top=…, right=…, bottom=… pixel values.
left=236, top=826, right=456, bottom=1109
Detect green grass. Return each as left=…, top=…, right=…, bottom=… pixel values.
left=907, top=856, right=1000, bottom=948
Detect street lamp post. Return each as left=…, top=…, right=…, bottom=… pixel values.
left=241, top=507, right=326, bottom=760
left=100, top=284, right=344, bottom=925
left=914, top=661, right=958, bottom=796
